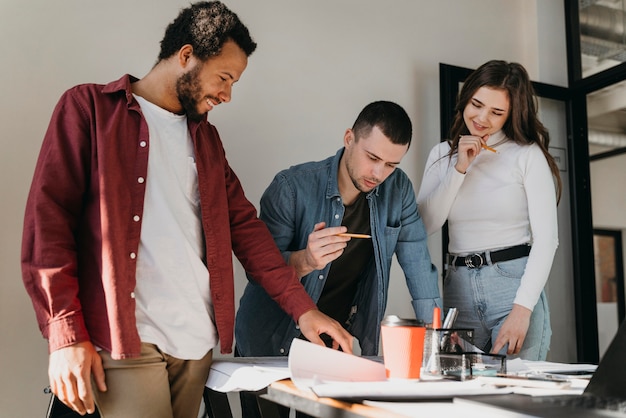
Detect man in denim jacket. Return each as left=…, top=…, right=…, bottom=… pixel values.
left=236, top=101, right=442, bottom=361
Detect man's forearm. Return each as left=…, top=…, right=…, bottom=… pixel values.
left=288, top=250, right=314, bottom=278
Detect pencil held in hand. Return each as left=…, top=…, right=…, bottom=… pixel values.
left=481, top=143, right=498, bottom=153
left=336, top=233, right=372, bottom=239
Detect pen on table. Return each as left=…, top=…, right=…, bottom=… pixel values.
left=336, top=233, right=372, bottom=239
left=540, top=370, right=595, bottom=379
left=495, top=373, right=569, bottom=383
left=479, top=375, right=572, bottom=389
left=481, top=143, right=498, bottom=153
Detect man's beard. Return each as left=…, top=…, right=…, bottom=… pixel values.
left=176, top=66, right=206, bottom=122
left=351, top=177, right=372, bottom=193
left=346, top=158, right=376, bottom=193
left=349, top=169, right=375, bottom=193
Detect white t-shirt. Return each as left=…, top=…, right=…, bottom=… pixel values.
left=133, top=94, right=217, bottom=359
left=416, top=131, right=558, bottom=310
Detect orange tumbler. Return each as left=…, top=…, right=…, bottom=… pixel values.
left=380, top=315, right=426, bottom=380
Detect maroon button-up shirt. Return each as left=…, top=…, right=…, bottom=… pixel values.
left=21, top=74, right=316, bottom=359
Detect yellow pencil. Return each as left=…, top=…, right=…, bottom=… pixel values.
left=337, top=233, right=372, bottom=239
left=481, top=143, right=498, bottom=153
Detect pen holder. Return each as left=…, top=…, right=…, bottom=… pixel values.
left=436, top=352, right=506, bottom=381
left=421, top=328, right=475, bottom=378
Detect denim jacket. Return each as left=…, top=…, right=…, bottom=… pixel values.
left=235, top=149, right=441, bottom=356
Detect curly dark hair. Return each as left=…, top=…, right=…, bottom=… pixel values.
left=352, top=101, right=413, bottom=148
left=158, top=1, right=257, bottom=62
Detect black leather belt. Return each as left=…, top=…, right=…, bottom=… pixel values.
left=451, top=244, right=531, bottom=269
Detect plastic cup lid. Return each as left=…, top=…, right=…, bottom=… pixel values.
left=381, top=315, right=424, bottom=327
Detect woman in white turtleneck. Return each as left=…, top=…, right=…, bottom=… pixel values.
left=417, top=60, right=562, bottom=361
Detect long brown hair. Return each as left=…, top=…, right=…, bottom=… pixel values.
left=447, top=60, right=562, bottom=202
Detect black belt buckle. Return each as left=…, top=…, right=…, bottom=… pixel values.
left=464, top=253, right=484, bottom=268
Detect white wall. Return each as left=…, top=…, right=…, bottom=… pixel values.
left=591, top=153, right=626, bottom=229
left=590, top=148, right=626, bottom=355
left=0, top=1, right=567, bottom=415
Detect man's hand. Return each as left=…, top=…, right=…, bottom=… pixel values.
left=297, top=309, right=354, bottom=353
left=48, top=341, right=107, bottom=415
left=491, top=304, right=532, bottom=355
left=289, top=222, right=350, bottom=278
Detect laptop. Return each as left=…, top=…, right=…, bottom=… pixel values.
left=454, top=319, right=626, bottom=417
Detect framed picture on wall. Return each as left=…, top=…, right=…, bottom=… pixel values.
left=593, top=229, right=625, bottom=322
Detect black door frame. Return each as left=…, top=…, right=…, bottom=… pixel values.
left=564, top=0, right=626, bottom=362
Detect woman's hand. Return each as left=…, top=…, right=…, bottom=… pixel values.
left=455, top=134, right=489, bottom=174
left=491, top=304, right=532, bottom=355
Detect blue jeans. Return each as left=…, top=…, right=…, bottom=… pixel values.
left=443, top=256, right=551, bottom=360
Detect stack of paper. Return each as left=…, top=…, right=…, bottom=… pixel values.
left=206, top=357, right=290, bottom=392
left=206, top=339, right=596, bottom=400
left=288, top=338, right=386, bottom=389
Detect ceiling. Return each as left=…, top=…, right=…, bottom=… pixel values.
left=580, top=0, right=626, bottom=155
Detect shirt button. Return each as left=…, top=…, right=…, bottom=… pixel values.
left=130, top=292, right=135, bottom=299
left=318, top=274, right=324, bottom=280
left=295, top=325, right=300, bottom=330
left=334, top=214, right=339, bottom=219
left=137, top=177, right=145, bottom=184
left=139, top=141, right=147, bottom=147
left=130, top=252, right=136, bottom=259
left=280, top=348, right=285, bottom=354
left=133, top=215, right=140, bottom=222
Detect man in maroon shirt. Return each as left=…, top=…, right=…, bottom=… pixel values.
left=21, top=2, right=352, bottom=417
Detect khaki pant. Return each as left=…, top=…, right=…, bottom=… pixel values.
left=94, top=343, right=213, bottom=418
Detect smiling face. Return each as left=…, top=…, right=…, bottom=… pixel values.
left=463, top=86, right=510, bottom=138
left=176, top=40, right=248, bottom=121
left=341, top=126, right=408, bottom=196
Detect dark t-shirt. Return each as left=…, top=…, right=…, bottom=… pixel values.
left=317, top=193, right=373, bottom=327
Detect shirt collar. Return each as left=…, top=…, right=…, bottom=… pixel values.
left=103, top=74, right=206, bottom=135
left=102, top=74, right=138, bottom=105
left=486, top=130, right=507, bottom=146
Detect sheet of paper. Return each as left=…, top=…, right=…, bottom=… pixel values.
left=288, top=339, right=386, bottom=390
left=204, top=344, right=596, bottom=396
left=476, top=376, right=572, bottom=390
left=205, top=357, right=290, bottom=392
left=507, top=358, right=597, bottom=374
left=366, top=400, right=531, bottom=418
left=494, top=359, right=592, bottom=396
left=311, top=378, right=512, bottom=400
left=510, top=386, right=586, bottom=396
